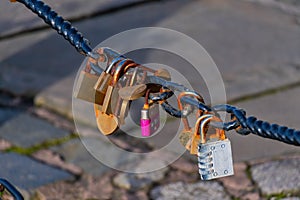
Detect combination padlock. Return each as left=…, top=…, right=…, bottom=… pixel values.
left=196, top=114, right=234, bottom=180
left=140, top=90, right=160, bottom=137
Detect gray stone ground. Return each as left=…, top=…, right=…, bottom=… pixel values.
left=0, top=0, right=300, bottom=199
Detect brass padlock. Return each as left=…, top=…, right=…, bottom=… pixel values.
left=177, top=91, right=205, bottom=150
left=74, top=70, right=104, bottom=105
left=154, top=68, right=171, bottom=81
left=118, top=84, right=147, bottom=125
left=118, top=67, right=145, bottom=124
left=95, top=59, right=134, bottom=135
left=93, top=56, right=124, bottom=101
left=101, top=58, right=134, bottom=114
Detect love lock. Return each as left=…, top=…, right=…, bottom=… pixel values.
left=194, top=114, right=234, bottom=180
left=177, top=91, right=205, bottom=151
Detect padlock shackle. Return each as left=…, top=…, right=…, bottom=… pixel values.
left=105, top=56, right=125, bottom=74
left=177, top=91, right=204, bottom=111
left=177, top=91, right=205, bottom=131
left=194, top=114, right=225, bottom=144
left=112, top=59, right=135, bottom=85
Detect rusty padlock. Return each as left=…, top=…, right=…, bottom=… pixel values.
left=177, top=91, right=205, bottom=150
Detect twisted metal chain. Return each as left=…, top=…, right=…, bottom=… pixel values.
left=13, top=0, right=300, bottom=146
left=13, top=0, right=94, bottom=58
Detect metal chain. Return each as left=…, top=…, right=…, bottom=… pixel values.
left=0, top=179, right=24, bottom=200
left=13, top=0, right=95, bottom=58
left=13, top=0, right=300, bottom=146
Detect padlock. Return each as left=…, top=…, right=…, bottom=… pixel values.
left=93, top=56, right=124, bottom=100
left=113, top=62, right=138, bottom=122
left=177, top=91, right=205, bottom=149
left=140, top=90, right=160, bottom=137
left=101, top=58, right=134, bottom=114
left=73, top=70, right=104, bottom=105
left=94, top=58, right=134, bottom=135
left=195, top=114, right=234, bottom=180
left=118, top=84, right=147, bottom=125
left=154, top=68, right=171, bottom=81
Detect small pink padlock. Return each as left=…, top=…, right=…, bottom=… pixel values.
left=140, top=90, right=160, bottom=137
left=140, top=107, right=151, bottom=137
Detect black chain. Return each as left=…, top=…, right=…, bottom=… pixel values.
left=14, top=0, right=94, bottom=58
left=13, top=0, right=300, bottom=146
left=0, top=179, right=24, bottom=200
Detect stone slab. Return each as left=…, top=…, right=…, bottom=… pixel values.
left=143, top=0, right=300, bottom=102
left=0, top=113, right=70, bottom=148
left=245, top=0, right=300, bottom=16
left=251, top=157, right=300, bottom=195
left=113, top=160, right=169, bottom=191
left=150, top=181, right=231, bottom=200
left=0, top=0, right=148, bottom=37
left=50, top=138, right=110, bottom=176
left=35, top=74, right=75, bottom=119
left=35, top=173, right=114, bottom=200
left=0, top=108, right=19, bottom=126
left=230, top=86, right=300, bottom=162
left=219, top=162, right=260, bottom=199
left=31, top=0, right=300, bottom=114
left=0, top=152, right=73, bottom=190
left=0, top=29, right=80, bottom=96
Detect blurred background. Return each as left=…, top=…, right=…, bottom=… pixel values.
left=0, top=0, right=299, bottom=199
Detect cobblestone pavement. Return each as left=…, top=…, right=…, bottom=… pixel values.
left=0, top=0, right=300, bottom=199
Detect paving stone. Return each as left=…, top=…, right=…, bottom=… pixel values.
left=0, top=30, right=78, bottom=96
left=241, top=192, right=261, bottom=200
left=51, top=138, right=110, bottom=176
left=0, top=139, right=11, bottom=151
left=219, top=162, right=256, bottom=199
left=150, top=181, right=231, bottom=200
left=0, top=113, right=70, bottom=148
left=0, top=108, right=19, bottom=125
left=0, top=152, right=73, bottom=190
left=35, top=173, right=115, bottom=200
left=31, top=0, right=300, bottom=118
left=35, top=74, right=75, bottom=120
left=111, top=188, right=149, bottom=200
left=251, top=157, right=300, bottom=195
left=245, top=0, right=300, bottom=16
left=0, top=0, right=148, bottom=37
left=164, top=169, right=199, bottom=184
left=32, top=149, right=82, bottom=176
left=144, top=0, right=300, bottom=102
left=231, top=87, right=300, bottom=162
left=170, top=157, right=198, bottom=174
left=113, top=164, right=169, bottom=191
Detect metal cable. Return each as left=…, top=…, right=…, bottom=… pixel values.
left=0, top=179, right=24, bottom=200
left=212, top=104, right=300, bottom=146
left=15, top=0, right=94, bottom=57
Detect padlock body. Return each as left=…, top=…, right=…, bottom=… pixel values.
left=94, top=72, right=113, bottom=96
left=140, top=118, right=151, bottom=137
left=198, top=139, right=234, bottom=180
left=149, top=103, right=160, bottom=134
left=74, top=71, right=105, bottom=105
